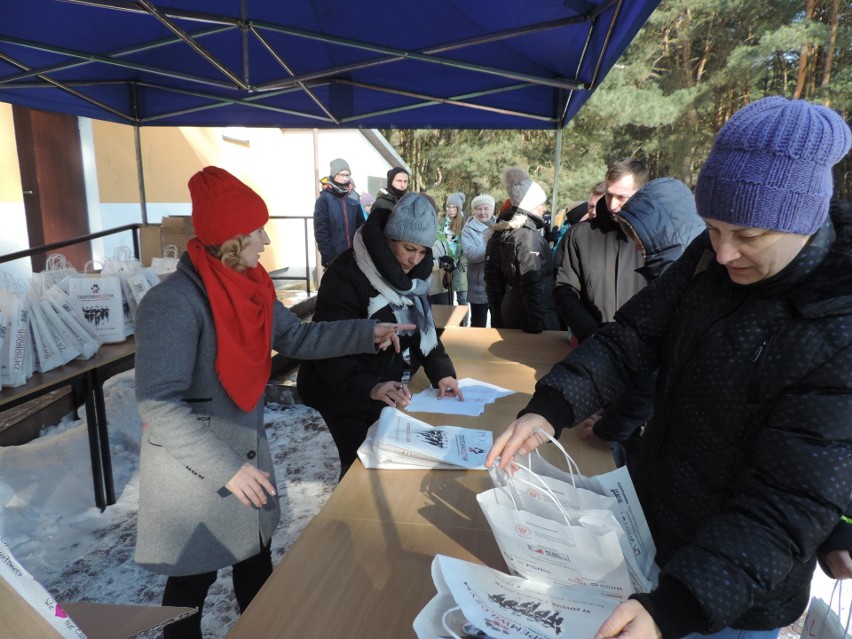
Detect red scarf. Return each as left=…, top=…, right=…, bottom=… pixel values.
left=187, top=238, right=275, bottom=412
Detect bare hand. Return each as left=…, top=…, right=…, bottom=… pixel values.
left=370, top=380, right=412, bottom=407
left=225, top=463, right=276, bottom=508
left=594, top=600, right=661, bottom=639
left=436, top=376, right=464, bottom=401
left=580, top=410, right=604, bottom=440
left=485, top=413, right=554, bottom=471
left=373, top=322, right=417, bottom=352
left=825, top=550, right=852, bottom=579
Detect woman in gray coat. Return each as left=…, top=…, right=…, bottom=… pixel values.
left=134, top=166, right=409, bottom=639
left=461, top=193, right=495, bottom=327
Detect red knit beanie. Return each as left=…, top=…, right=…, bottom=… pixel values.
left=189, top=166, right=269, bottom=245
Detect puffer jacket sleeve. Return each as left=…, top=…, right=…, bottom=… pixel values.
left=135, top=281, right=245, bottom=491
left=525, top=237, right=706, bottom=436
left=271, top=300, right=376, bottom=359
left=515, top=227, right=552, bottom=334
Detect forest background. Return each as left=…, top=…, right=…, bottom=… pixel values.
left=383, top=0, right=851, bottom=211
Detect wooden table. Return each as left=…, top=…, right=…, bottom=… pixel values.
left=227, top=327, right=613, bottom=639
left=0, top=338, right=136, bottom=509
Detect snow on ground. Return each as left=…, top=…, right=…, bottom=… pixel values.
left=0, top=369, right=845, bottom=638
left=0, top=370, right=339, bottom=638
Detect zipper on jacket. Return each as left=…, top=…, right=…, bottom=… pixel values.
left=746, top=336, right=771, bottom=405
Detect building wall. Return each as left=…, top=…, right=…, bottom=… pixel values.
left=0, top=103, right=30, bottom=282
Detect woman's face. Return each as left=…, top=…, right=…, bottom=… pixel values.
left=445, top=205, right=459, bottom=219
left=388, top=240, right=428, bottom=273
left=704, top=218, right=809, bottom=284
left=239, top=227, right=270, bottom=269
left=333, top=169, right=351, bottom=186
left=473, top=203, right=493, bottom=222
left=391, top=173, right=409, bottom=190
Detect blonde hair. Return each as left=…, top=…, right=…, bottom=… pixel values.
left=206, top=234, right=251, bottom=272
left=438, top=208, right=465, bottom=236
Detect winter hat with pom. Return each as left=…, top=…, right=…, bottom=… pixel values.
left=503, top=166, right=547, bottom=213
left=189, top=166, right=269, bottom=246
left=695, top=96, right=850, bottom=234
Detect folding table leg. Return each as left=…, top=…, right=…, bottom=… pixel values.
left=89, top=368, right=116, bottom=506
left=82, top=381, right=107, bottom=511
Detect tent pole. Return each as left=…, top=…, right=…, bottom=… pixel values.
left=551, top=126, right=563, bottom=219
left=134, top=124, right=148, bottom=225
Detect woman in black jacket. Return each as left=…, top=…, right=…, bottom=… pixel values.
left=488, top=97, right=852, bottom=639
left=298, top=193, right=462, bottom=479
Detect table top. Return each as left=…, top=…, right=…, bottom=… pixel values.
left=0, top=338, right=136, bottom=408
left=226, top=327, right=613, bottom=639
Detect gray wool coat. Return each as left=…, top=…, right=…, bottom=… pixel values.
left=460, top=216, right=493, bottom=304
left=134, top=254, right=378, bottom=576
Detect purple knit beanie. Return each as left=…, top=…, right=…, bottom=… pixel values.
left=694, top=96, right=850, bottom=234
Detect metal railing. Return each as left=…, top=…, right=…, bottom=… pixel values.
left=0, top=217, right=317, bottom=294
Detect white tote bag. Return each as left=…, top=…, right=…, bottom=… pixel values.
left=66, top=273, right=125, bottom=343
left=414, top=554, right=617, bottom=639
left=43, top=283, right=102, bottom=359
left=507, top=441, right=658, bottom=583
left=803, top=581, right=852, bottom=639
left=151, top=244, right=180, bottom=276
left=27, top=290, right=72, bottom=373
left=0, top=289, right=31, bottom=388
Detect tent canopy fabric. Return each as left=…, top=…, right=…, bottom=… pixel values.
left=0, top=0, right=659, bottom=130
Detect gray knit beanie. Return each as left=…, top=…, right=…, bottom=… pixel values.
left=695, top=96, right=851, bottom=234
left=384, top=193, right=438, bottom=247
left=446, top=192, right=466, bottom=210
left=329, top=158, right=350, bottom=177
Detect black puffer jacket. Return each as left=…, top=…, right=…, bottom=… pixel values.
left=298, top=208, right=455, bottom=424
left=484, top=207, right=559, bottom=333
left=525, top=201, right=852, bottom=638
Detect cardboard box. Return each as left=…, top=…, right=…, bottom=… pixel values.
left=139, top=216, right=194, bottom=266
left=0, top=538, right=193, bottom=638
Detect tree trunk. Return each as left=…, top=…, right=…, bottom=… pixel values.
left=793, top=0, right=817, bottom=99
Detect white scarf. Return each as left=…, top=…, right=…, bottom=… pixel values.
left=353, top=229, right=438, bottom=356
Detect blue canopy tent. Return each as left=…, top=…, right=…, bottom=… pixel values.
left=0, top=0, right=660, bottom=211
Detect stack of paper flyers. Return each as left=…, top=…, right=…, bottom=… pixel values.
left=373, top=406, right=493, bottom=469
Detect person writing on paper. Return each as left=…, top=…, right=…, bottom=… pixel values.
left=486, top=97, right=852, bottom=639
left=299, top=193, right=464, bottom=479
left=134, top=166, right=412, bottom=639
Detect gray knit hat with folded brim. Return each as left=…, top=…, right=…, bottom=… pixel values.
left=384, top=193, right=438, bottom=247
left=695, top=96, right=850, bottom=234
left=329, top=158, right=350, bottom=177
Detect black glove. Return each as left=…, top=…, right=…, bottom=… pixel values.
left=438, top=255, right=456, bottom=272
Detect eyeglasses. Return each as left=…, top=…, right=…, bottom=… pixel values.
left=336, top=172, right=351, bottom=178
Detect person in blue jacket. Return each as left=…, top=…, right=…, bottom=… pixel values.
left=313, top=158, right=364, bottom=268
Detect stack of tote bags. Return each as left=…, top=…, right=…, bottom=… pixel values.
left=0, top=249, right=161, bottom=389
left=414, top=432, right=659, bottom=639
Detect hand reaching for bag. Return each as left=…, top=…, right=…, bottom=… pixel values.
left=225, top=463, right=276, bottom=508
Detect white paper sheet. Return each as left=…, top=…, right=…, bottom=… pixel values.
left=406, top=377, right=514, bottom=415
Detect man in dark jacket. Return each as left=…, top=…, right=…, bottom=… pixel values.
left=313, top=158, right=364, bottom=268
left=553, top=158, right=649, bottom=341
left=488, top=97, right=852, bottom=639
left=371, top=167, right=410, bottom=217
